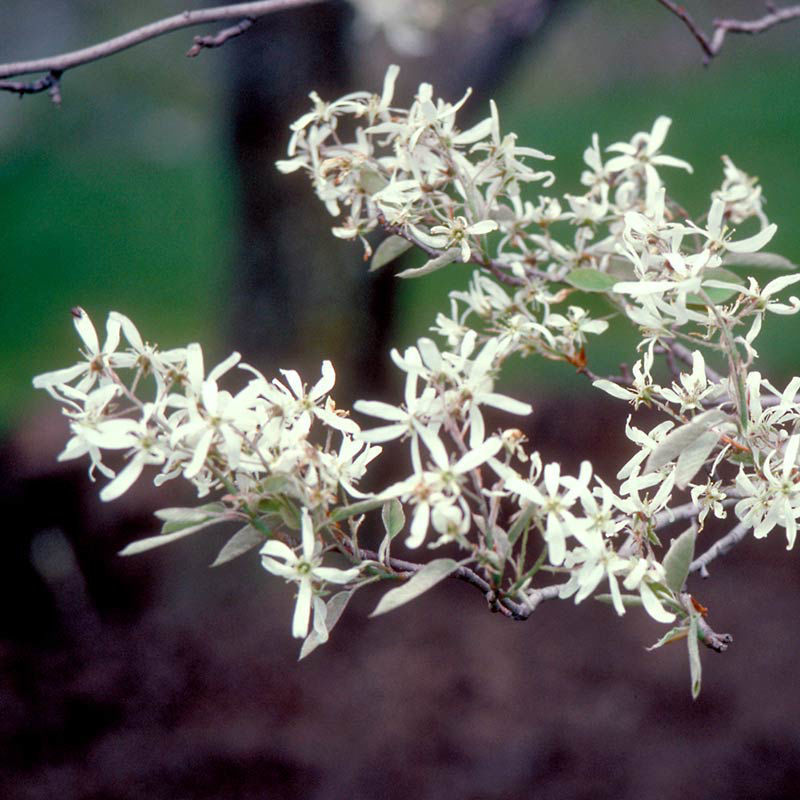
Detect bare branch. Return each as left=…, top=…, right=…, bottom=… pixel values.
left=0, top=69, right=62, bottom=103
left=0, top=0, right=326, bottom=96
left=689, top=519, right=750, bottom=577
left=186, top=18, right=255, bottom=58
left=657, top=0, right=800, bottom=63
left=656, top=0, right=714, bottom=59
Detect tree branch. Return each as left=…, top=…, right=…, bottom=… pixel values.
left=0, top=0, right=326, bottom=98
left=186, top=18, right=256, bottom=58
left=657, top=0, right=800, bottom=63
left=689, top=519, right=750, bottom=577
left=354, top=545, right=561, bottom=620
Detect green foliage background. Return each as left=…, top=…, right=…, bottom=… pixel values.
left=3, top=2, right=799, bottom=429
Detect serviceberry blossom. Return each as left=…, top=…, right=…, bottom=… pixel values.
left=35, top=68, right=800, bottom=695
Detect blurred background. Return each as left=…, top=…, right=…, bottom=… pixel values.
left=3, top=1, right=800, bottom=797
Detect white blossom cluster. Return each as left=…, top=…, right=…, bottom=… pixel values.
left=35, top=67, right=800, bottom=693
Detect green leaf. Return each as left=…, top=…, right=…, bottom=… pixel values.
left=687, top=612, right=702, bottom=699
left=119, top=517, right=226, bottom=556
left=646, top=625, right=689, bottom=651
left=370, top=236, right=413, bottom=272
left=155, top=503, right=225, bottom=534
left=210, top=523, right=267, bottom=567
left=688, top=267, right=744, bottom=305
left=359, top=168, right=387, bottom=195
left=675, top=429, right=720, bottom=489
left=299, top=589, right=355, bottom=661
left=723, top=251, right=799, bottom=271
left=663, top=526, right=697, bottom=594
left=369, top=558, right=458, bottom=617
left=645, top=409, right=728, bottom=474
left=396, top=248, right=460, bottom=278
left=507, top=505, right=535, bottom=546
left=565, top=268, right=617, bottom=293
left=328, top=498, right=385, bottom=523
left=595, top=593, right=643, bottom=608
left=261, top=475, right=291, bottom=495
left=381, top=499, right=405, bottom=539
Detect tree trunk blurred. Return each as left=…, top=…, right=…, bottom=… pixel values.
left=225, top=0, right=571, bottom=402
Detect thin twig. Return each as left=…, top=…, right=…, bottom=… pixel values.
left=657, top=0, right=800, bottom=63
left=680, top=592, right=733, bottom=652
left=689, top=519, right=750, bottom=577
left=656, top=0, right=714, bottom=59
left=186, top=18, right=255, bottom=57
left=0, top=1, right=325, bottom=95
left=353, top=544, right=560, bottom=620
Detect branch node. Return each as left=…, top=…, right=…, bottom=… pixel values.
left=186, top=18, right=254, bottom=57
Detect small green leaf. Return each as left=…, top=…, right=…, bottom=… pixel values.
left=328, top=498, right=385, bottom=523
left=646, top=625, right=689, bottom=651
left=688, top=612, right=702, bottom=699
left=396, top=248, right=460, bottom=278
left=370, top=558, right=457, bottom=617
left=676, top=430, right=720, bottom=489
left=507, top=505, right=535, bottom=546
left=210, top=524, right=267, bottom=567
left=595, top=593, right=643, bottom=607
left=646, top=409, right=728, bottom=474
left=119, top=517, right=226, bottom=556
left=663, top=526, right=697, bottom=594
left=565, top=268, right=618, bottom=293
left=381, top=499, right=405, bottom=539
left=359, top=168, right=388, bottom=195
left=299, top=589, right=355, bottom=660
left=723, top=251, right=799, bottom=271
left=155, top=503, right=225, bottom=534
left=688, top=267, right=743, bottom=304
left=370, top=236, right=413, bottom=272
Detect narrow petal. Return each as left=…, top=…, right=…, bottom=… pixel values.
left=292, top=580, right=313, bottom=638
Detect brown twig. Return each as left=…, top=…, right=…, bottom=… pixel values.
left=0, top=69, right=62, bottom=103
left=353, top=544, right=560, bottom=620
left=0, top=1, right=325, bottom=98
left=657, top=0, right=800, bottom=63
left=680, top=592, right=733, bottom=652
left=186, top=18, right=255, bottom=57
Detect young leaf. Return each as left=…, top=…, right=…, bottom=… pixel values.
left=155, top=502, right=226, bottom=534
left=381, top=499, right=405, bottom=540
left=210, top=523, right=267, bottom=568
left=646, top=625, right=689, bottom=651
left=299, top=589, right=355, bottom=660
left=507, top=504, right=535, bottom=546
left=645, top=409, right=727, bottom=474
left=687, top=611, right=702, bottom=699
left=723, top=251, right=799, bottom=271
left=565, top=268, right=617, bottom=293
left=675, top=430, right=720, bottom=489
left=369, top=558, right=458, bottom=617
left=370, top=235, right=413, bottom=272
left=595, top=593, right=643, bottom=608
left=119, top=517, right=227, bottom=556
left=396, top=248, right=460, bottom=278
left=688, top=267, right=743, bottom=304
left=663, top=526, right=697, bottom=594
left=329, top=498, right=385, bottom=523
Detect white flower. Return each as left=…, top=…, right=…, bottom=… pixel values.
left=506, top=460, right=593, bottom=565
left=687, top=198, right=776, bottom=254
left=260, top=509, right=361, bottom=638
left=33, top=307, right=121, bottom=395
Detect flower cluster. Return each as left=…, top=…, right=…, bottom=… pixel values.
left=35, top=68, right=800, bottom=694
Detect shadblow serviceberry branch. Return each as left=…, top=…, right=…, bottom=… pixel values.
left=0, top=0, right=325, bottom=100
left=657, top=0, right=800, bottom=63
